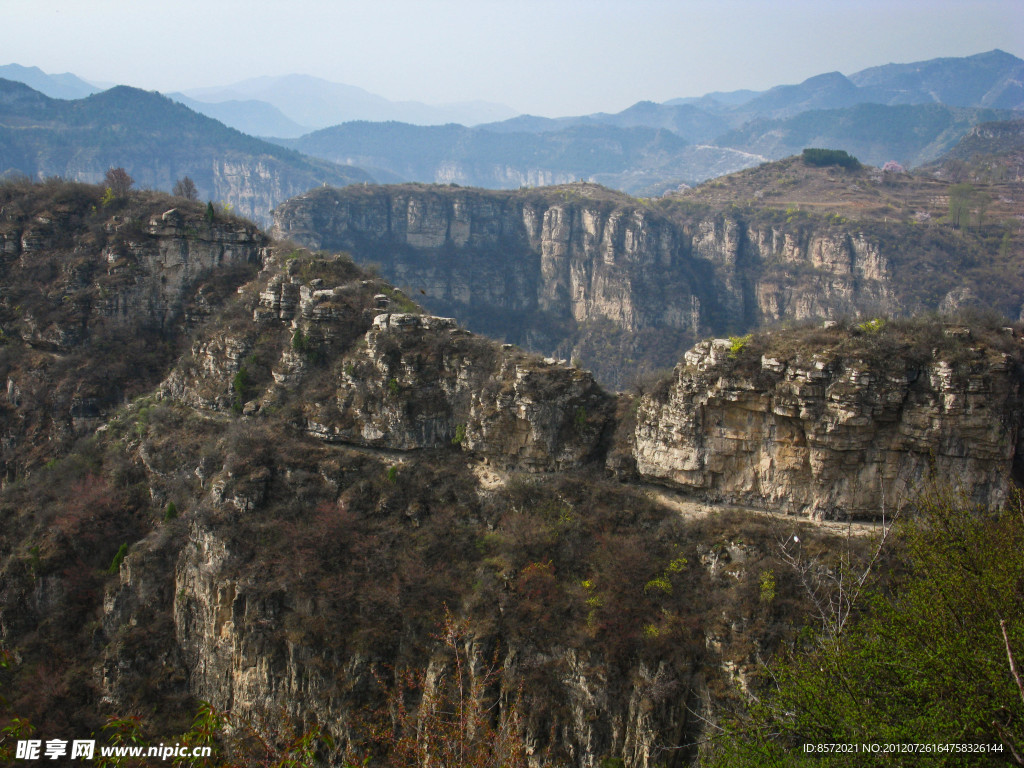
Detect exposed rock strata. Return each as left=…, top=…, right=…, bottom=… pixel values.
left=163, top=256, right=614, bottom=473
left=628, top=330, right=1024, bottom=519
left=5, top=181, right=1024, bottom=768
left=0, top=189, right=266, bottom=476
left=321, top=312, right=613, bottom=470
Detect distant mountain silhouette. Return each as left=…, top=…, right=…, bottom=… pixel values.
left=0, top=63, right=101, bottom=100
left=181, top=74, right=518, bottom=133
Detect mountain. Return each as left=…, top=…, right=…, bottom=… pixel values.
left=665, top=88, right=763, bottom=109
left=170, top=93, right=311, bottom=138
left=695, top=51, right=1024, bottom=128
left=0, top=79, right=374, bottom=225
left=480, top=101, right=729, bottom=143
left=275, top=120, right=758, bottom=192
left=181, top=74, right=518, bottom=130
left=0, top=63, right=101, bottom=100
left=0, top=178, right=1021, bottom=766
left=713, top=102, right=1016, bottom=167
left=849, top=48, right=1024, bottom=110
left=727, top=71, right=863, bottom=120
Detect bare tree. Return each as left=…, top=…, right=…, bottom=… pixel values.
left=104, top=167, right=134, bottom=197
left=172, top=176, right=198, bottom=201
left=774, top=504, right=899, bottom=642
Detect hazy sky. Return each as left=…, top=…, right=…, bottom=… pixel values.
left=5, top=0, right=1022, bottom=116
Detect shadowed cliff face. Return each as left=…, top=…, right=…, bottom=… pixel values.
left=273, top=184, right=901, bottom=389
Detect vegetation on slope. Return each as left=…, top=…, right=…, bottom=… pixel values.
left=0, top=177, right=263, bottom=476
left=703, top=488, right=1024, bottom=767
left=0, top=180, right=890, bottom=766
left=0, top=178, right=1022, bottom=766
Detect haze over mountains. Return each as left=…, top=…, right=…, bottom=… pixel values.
left=0, top=65, right=519, bottom=137
left=0, top=79, right=372, bottom=225
left=0, top=50, right=1020, bottom=220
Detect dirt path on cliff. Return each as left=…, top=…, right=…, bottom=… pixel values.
left=325, top=440, right=886, bottom=536
left=641, top=483, right=886, bottom=537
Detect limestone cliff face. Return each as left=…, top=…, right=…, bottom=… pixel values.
left=110, top=207, right=266, bottom=326
left=105, top=521, right=695, bottom=768
left=273, top=185, right=900, bottom=388
left=272, top=185, right=689, bottom=333
left=0, top=201, right=265, bottom=346
left=163, top=252, right=613, bottom=473
left=317, top=313, right=613, bottom=470
left=628, top=328, right=1024, bottom=519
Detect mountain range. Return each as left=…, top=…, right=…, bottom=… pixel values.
left=0, top=50, right=1020, bottom=221
left=1, top=47, right=1023, bottom=767
left=303, top=49, right=1019, bottom=190
left=176, top=75, right=519, bottom=135
left=0, top=65, right=519, bottom=137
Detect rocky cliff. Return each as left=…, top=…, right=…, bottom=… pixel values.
left=91, top=246, right=717, bottom=768
left=0, top=181, right=266, bottom=477
left=625, top=322, right=1024, bottom=519
left=272, top=183, right=907, bottom=389
left=2, top=179, right=1023, bottom=768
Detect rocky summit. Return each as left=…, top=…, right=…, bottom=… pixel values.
left=627, top=326, right=1023, bottom=519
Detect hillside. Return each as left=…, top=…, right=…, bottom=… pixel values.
left=669, top=142, right=1024, bottom=223
left=711, top=103, right=1016, bottom=168
left=276, top=120, right=758, bottom=192
left=0, top=178, right=1022, bottom=766
left=920, top=118, right=1024, bottom=182
left=0, top=80, right=374, bottom=225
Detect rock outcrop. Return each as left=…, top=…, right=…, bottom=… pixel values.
left=320, top=312, right=613, bottom=470
left=4, top=180, right=1024, bottom=768
left=627, top=325, right=1024, bottom=519
left=163, top=251, right=614, bottom=473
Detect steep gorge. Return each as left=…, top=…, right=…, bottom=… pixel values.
left=272, top=184, right=906, bottom=389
